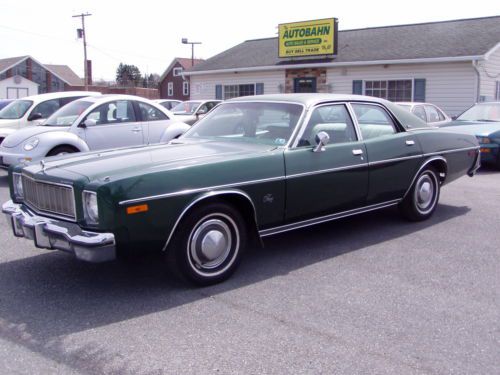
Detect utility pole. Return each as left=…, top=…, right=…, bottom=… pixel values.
left=73, top=12, right=92, bottom=91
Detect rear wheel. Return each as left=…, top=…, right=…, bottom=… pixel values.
left=166, top=202, right=247, bottom=286
left=47, top=145, right=78, bottom=157
left=399, top=167, right=440, bottom=221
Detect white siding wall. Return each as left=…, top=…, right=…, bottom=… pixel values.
left=190, top=71, right=285, bottom=100
left=327, top=62, right=476, bottom=116
left=478, top=43, right=500, bottom=101
left=0, top=76, right=39, bottom=99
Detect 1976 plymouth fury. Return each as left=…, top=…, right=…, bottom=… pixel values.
left=2, top=94, right=480, bottom=285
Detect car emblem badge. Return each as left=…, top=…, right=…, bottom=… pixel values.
left=263, top=194, right=274, bottom=204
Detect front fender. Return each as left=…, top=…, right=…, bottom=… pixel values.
left=35, top=131, right=90, bottom=156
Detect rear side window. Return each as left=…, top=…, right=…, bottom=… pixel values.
left=351, top=103, right=397, bottom=140
left=412, top=105, right=427, bottom=122
left=137, top=102, right=169, bottom=121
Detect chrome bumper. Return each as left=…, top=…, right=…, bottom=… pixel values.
left=2, top=200, right=116, bottom=262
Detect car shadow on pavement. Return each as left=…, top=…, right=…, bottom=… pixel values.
left=0, top=173, right=8, bottom=188
left=0, top=203, right=470, bottom=374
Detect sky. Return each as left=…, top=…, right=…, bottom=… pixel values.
left=0, top=0, right=499, bottom=81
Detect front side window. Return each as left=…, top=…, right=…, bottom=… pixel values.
left=182, top=101, right=303, bottom=146
left=172, top=101, right=201, bottom=115
left=138, top=102, right=168, bottom=121
left=0, top=100, right=33, bottom=119
left=365, top=80, right=412, bottom=102
left=351, top=103, right=397, bottom=140
left=298, top=104, right=357, bottom=147
left=425, top=105, right=444, bottom=123
left=31, top=99, right=61, bottom=118
left=85, top=101, right=136, bottom=125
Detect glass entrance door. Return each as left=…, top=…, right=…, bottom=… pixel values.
left=293, top=77, right=317, bottom=93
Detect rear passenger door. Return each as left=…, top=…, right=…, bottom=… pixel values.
left=136, top=101, right=172, bottom=144
left=350, top=103, right=422, bottom=204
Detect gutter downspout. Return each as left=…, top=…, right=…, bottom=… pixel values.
left=472, top=60, right=481, bottom=102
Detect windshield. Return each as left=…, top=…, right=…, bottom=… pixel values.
left=43, top=100, right=94, bottom=126
left=0, top=100, right=33, bottom=119
left=172, top=101, right=201, bottom=115
left=182, top=101, right=304, bottom=146
left=457, top=103, right=500, bottom=122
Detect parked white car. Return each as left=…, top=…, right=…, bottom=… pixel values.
left=171, top=100, right=221, bottom=125
left=0, top=91, right=101, bottom=143
left=154, top=99, right=182, bottom=110
left=396, top=102, right=451, bottom=126
left=0, top=95, right=189, bottom=168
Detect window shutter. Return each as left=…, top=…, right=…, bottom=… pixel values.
left=256, top=83, right=264, bottom=95
left=413, top=79, right=426, bottom=102
left=352, top=80, right=363, bottom=95
left=215, top=84, right=222, bottom=100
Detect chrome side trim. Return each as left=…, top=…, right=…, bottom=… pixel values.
left=286, top=163, right=367, bottom=179
left=119, top=176, right=285, bottom=206
left=402, top=156, right=447, bottom=200
left=161, top=189, right=258, bottom=251
left=425, top=146, right=479, bottom=156
left=259, top=199, right=401, bottom=237
left=368, top=154, right=422, bottom=167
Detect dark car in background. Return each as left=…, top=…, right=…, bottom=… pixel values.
left=442, top=102, right=500, bottom=169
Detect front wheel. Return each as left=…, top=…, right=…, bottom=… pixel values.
left=399, top=167, right=440, bottom=221
left=166, top=203, right=247, bottom=286
left=47, top=145, right=78, bottom=157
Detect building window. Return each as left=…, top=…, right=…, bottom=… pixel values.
left=173, top=67, right=183, bottom=77
left=223, top=84, right=255, bottom=100
left=167, top=82, right=173, bottom=96
left=183, top=81, right=189, bottom=96
left=365, top=80, right=412, bottom=101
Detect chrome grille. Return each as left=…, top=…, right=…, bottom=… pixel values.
left=22, top=175, right=76, bottom=220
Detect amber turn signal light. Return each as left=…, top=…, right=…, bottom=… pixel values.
left=126, top=204, right=149, bottom=214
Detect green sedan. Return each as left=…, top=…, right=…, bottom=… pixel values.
left=2, top=94, right=480, bottom=285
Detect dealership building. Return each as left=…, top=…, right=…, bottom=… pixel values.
left=186, top=16, right=500, bottom=115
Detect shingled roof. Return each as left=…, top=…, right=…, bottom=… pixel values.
left=189, top=16, right=500, bottom=74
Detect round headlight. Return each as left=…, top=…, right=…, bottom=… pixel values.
left=83, top=191, right=99, bottom=224
left=24, top=138, right=39, bottom=151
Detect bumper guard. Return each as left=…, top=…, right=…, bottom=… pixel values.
left=2, top=200, right=116, bottom=262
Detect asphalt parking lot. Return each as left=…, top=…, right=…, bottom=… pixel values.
left=0, top=168, right=498, bottom=375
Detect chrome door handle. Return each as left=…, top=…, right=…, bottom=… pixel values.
left=406, top=140, right=415, bottom=146
left=352, top=149, right=363, bottom=155
left=131, top=127, right=142, bottom=133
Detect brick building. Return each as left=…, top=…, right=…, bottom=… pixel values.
left=159, top=58, right=204, bottom=100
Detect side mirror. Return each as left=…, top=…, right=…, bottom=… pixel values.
left=80, top=118, right=97, bottom=128
left=451, top=115, right=458, bottom=120
left=313, top=131, right=330, bottom=152
left=197, top=108, right=208, bottom=115
left=28, top=112, right=43, bottom=122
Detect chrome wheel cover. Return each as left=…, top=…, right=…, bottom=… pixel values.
left=414, top=172, right=437, bottom=214
left=187, top=213, right=240, bottom=276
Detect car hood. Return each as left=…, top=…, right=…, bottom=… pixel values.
left=443, top=121, right=500, bottom=137
left=23, top=139, right=277, bottom=182
left=0, top=119, right=19, bottom=129
left=1, top=125, right=69, bottom=148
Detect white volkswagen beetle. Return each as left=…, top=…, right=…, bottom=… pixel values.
left=0, top=94, right=190, bottom=168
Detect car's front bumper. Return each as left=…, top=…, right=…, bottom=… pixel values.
left=478, top=143, right=499, bottom=163
left=2, top=200, right=116, bottom=262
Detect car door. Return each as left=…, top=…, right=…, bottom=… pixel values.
left=80, top=100, right=144, bottom=150
left=136, top=101, right=172, bottom=144
left=284, top=103, right=369, bottom=222
left=350, top=102, right=423, bottom=204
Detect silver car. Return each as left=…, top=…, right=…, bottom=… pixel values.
left=0, top=94, right=189, bottom=168
left=171, top=100, right=221, bottom=125
left=396, top=102, right=451, bottom=126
